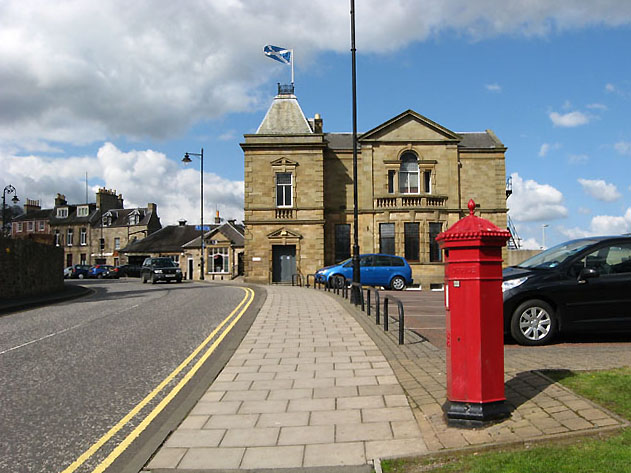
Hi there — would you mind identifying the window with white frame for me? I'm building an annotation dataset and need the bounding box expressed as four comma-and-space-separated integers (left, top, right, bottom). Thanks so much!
114, 237, 120, 250
398, 152, 420, 194
67, 229, 73, 246
39, 221, 45, 231
80, 228, 87, 245
77, 206, 89, 217
275, 172, 293, 207
209, 247, 229, 273
57, 207, 68, 218
54, 230, 61, 246
17, 222, 23, 232
27, 221, 34, 232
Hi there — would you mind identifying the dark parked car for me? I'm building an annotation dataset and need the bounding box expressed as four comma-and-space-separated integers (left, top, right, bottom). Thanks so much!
88, 264, 115, 279
503, 235, 631, 346
315, 254, 413, 290
141, 257, 183, 284
65, 264, 91, 279
117, 264, 142, 277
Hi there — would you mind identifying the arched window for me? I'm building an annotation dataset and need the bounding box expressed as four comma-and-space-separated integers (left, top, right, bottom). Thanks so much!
399, 152, 419, 194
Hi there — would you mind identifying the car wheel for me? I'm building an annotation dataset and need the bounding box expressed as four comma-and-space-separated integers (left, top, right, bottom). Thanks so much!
510, 299, 557, 346
390, 276, 406, 291
78, 274, 84, 279
97, 273, 103, 279
142, 274, 147, 284
329, 274, 345, 288
151, 275, 157, 284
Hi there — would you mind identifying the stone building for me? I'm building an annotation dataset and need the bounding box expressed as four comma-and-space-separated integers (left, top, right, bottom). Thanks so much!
10, 199, 54, 244
242, 86, 509, 288
47, 189, 160, 268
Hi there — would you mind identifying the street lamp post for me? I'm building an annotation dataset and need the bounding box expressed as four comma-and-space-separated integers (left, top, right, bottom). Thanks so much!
183, 149, 205, 280
349, 0, 361, 304
541, 224, 549, 250
2, 185, 19, 237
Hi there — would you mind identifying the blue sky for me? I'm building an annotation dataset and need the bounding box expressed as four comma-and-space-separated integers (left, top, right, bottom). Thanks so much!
1, 1, 630, 248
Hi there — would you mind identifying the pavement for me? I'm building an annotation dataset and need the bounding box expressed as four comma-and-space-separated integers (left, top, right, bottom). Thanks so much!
146, 284, 631, 472
3, 282, 630, 472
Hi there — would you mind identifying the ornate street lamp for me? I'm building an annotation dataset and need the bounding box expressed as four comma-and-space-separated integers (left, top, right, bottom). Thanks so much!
350, 0, 361, 304
2, 185, 19, 237
182, 149, 205, 280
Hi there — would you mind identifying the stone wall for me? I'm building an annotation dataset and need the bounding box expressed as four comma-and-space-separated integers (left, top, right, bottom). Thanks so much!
0, 238, 64, 299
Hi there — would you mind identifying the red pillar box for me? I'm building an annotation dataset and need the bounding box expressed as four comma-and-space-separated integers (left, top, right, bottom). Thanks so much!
436, 199, 511, 427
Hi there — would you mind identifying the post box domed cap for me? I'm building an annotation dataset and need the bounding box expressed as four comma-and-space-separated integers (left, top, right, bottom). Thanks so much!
435, 199, 511, 243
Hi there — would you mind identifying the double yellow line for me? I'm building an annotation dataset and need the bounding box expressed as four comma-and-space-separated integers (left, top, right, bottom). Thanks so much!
61, 287, 255, 473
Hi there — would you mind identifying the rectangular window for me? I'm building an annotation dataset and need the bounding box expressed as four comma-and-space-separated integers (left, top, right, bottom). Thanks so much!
334, 224, 351, 262
39, 221, 45, 231
210, 247, 229, 273
114, 237, 120, 250
54, 230, 60, 246
80, 253, 87, 265
99, 238, 105, 251
379, 223, 395, 255
57, 208, 68, 218
80, 228, 87, 246
67, 229, 73, 246
387, 170, 396, 194
27, 221, 34, 232
429, 222, 443, 262
17, 222, 23, 232
275, 172, 293, 207
424, 171, 432, 193
77, 206, 89, 217
404, 223, 420, 262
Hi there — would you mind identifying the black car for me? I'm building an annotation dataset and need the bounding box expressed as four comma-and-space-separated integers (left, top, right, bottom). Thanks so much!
141, 257, 183, 284
117, 264, 142, 277
503, 235, 631, 346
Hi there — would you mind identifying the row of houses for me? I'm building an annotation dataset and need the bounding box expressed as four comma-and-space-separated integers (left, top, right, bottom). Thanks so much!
10, 189, 244, 280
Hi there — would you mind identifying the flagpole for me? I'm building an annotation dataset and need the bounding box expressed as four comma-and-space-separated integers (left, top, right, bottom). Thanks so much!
291, 49, 294, 85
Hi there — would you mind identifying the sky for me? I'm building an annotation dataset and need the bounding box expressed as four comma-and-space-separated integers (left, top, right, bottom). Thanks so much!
1, 0, 631, 249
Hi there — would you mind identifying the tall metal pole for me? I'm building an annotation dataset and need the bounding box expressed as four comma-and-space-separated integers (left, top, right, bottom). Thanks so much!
350, 0, 361, 304
200, 148, 205, 280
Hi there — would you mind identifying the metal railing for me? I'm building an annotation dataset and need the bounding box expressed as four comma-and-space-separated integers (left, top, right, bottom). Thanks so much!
299, 273, 406, 344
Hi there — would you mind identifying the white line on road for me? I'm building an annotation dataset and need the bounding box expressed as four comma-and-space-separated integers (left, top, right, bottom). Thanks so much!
0, 304, 140, 355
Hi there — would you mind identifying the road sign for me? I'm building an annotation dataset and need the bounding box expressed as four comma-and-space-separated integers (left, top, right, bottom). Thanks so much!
195, 225, 211, 231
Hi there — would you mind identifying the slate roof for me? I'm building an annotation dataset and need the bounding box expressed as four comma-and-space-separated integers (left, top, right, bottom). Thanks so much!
101, 207, 154, 227
256, 94, 313, 134
120, 224, 210, 253
49, 204, 100, 226
182, 222, 245, 249
12, 208, 54, 221
324, 130, 504, 150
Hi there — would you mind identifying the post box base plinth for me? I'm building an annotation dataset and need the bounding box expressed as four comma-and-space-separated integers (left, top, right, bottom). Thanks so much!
443, 400, 510, 428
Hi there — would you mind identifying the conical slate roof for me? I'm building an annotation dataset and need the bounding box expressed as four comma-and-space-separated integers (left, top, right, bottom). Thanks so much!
256, 93, 313, 134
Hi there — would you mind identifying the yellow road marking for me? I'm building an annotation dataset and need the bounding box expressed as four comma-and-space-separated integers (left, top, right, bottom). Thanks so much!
60, 287, 255, 473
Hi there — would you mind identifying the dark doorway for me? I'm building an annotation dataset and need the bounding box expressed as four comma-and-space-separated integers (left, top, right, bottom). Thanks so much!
272, 245, 296, 283
188, 258, 194, 280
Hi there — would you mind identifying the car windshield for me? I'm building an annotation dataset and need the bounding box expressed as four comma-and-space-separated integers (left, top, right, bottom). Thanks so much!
152, 258, 175, 267
516, 239, 600, 269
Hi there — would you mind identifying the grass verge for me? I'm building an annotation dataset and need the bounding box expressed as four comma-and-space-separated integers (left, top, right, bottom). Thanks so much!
382, 366, 631, 473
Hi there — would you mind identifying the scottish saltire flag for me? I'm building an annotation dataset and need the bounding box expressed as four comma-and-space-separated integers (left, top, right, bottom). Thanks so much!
263, 45, 292, 65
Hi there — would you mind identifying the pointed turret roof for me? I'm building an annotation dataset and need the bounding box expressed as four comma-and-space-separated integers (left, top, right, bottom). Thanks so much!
256, 89, 313, 135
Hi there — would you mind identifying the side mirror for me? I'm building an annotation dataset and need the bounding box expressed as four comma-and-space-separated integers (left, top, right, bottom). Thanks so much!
578, 267, 599, 282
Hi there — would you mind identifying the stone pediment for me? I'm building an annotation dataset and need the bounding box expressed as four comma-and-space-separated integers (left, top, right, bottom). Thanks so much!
267, 228, 303, 240
270, 157, 299, 167
360, 110, 460, 143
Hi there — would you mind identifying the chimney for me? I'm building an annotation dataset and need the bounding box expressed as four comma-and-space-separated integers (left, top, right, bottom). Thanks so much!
215, 210, 221, 224
147, 203, 157, 215
178, 219, 187, 226
24, 199, 41, 214
54, 194, 67, 206
227, 219, 236, 226
313, 113, 323, 133
96, 188, 123, 211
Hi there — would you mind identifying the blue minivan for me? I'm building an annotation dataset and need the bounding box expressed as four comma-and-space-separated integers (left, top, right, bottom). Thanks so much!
315, 254, 413, 290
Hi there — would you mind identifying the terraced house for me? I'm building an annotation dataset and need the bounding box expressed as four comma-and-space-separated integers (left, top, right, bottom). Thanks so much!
242, 85, 509, 288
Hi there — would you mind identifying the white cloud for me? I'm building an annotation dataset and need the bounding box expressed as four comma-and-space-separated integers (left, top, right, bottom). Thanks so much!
614, 141, 631, 156
560, 208, 631, 238
485, 83, 501, 92
605, 83, 617, 93
2, 1, 631, 148
568, 154, 589, 164
578, 178, 621, 202
587, 103, 608, 111
549, 110, 590, 127
578, 207, 591, 215
508, 173, 568, 222
0, 144, 244, 225
538, 142, 561, 157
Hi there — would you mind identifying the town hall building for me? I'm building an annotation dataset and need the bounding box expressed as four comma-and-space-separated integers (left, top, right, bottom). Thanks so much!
242, 85, 509, 289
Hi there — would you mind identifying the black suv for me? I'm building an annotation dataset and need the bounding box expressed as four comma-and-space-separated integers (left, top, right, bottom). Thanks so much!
141, 257, 183, 284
